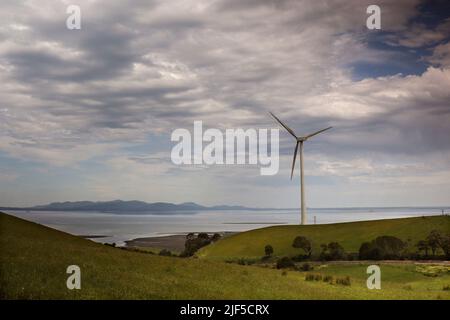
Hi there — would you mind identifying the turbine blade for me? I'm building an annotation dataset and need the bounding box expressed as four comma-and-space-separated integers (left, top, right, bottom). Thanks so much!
305, 126, 332, 139
269, 112, 297, 138
290, 142, 299, 180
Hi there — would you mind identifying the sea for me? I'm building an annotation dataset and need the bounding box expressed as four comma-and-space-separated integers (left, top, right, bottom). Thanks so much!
4, 207, 449, 246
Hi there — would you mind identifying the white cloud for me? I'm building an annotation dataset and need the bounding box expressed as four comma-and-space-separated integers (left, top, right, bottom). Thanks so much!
1, 0, 450, 206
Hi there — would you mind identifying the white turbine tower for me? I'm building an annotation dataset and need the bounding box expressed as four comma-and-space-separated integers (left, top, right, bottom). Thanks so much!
270, 112, 332, 225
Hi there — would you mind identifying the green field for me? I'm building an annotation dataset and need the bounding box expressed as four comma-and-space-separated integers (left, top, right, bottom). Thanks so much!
198, 215, 450, 260
1, 212, 449, 299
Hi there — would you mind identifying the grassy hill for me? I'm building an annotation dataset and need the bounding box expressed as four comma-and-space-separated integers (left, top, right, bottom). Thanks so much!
198, 216, 450, 260
1, 212, 449, 299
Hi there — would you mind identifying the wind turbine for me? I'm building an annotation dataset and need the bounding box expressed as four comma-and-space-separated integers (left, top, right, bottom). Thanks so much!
269, 112, 332, 225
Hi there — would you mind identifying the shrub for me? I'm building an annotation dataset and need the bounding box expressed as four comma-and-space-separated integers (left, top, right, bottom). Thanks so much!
359, 236, 406, 260
237, 258, 258, 265
104, 242, 117, 248
320, 242, 346, 260
373, 236, 406, 259
336, 276, 351, 286
292, 236, 312, 257
359, 242, 383, 260
182, 234, 212, 257
314, 274, 323, 281
186, 233, 195, 240
347, 253, 358, 261
211, 233, 221, 242
416, 240, 430, 257
261, 255, 271, 262
276, 257, 295, 269
298, 263, 313, 271
264, 244, 274, 257
441, 235, 450, 259
197, 232, 210, 240
159, 249, 172, 256
291, 254, 309, 262
305, 274, 315, 281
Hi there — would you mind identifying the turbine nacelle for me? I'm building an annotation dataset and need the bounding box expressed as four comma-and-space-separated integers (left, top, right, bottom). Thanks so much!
269, 112, 331, 145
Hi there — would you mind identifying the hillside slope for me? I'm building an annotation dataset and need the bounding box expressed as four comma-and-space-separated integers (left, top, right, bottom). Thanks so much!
1, 212, 449, 299
198, 215, 450, 260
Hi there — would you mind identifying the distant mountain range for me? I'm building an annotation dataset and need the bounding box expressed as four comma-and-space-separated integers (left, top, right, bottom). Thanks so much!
0, 200, 266, 213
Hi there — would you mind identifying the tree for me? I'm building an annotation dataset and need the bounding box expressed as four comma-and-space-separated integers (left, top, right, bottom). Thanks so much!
426, 230, 442, 256
182, 234, 211, 257
159, 249, 172, 256
186, 233, 195, 240
440, 235, 450, 259
327, 242, 345, 260
198, 232, 210, 240
416, 240, 430, 257
211, 233, 221, 242
359, 236, 406, 260
320, 242, 345, 260
359, 242, 372, 260
264, 244, 274, 257
292, 236, 312, 257
372, 236, 406, 259
276, 257, 295, 269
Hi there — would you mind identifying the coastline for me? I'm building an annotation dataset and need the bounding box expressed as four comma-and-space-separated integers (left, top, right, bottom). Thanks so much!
125, 231, 237, 252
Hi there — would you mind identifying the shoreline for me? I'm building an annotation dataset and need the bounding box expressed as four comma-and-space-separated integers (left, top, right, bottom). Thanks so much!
125, 231, 237, 252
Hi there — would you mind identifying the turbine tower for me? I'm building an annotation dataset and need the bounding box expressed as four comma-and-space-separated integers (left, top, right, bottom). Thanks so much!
270, 112, 332, 225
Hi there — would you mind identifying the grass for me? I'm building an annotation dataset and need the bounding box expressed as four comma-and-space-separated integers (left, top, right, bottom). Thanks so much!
198, 215, 450, 260
1, 212, 449, 299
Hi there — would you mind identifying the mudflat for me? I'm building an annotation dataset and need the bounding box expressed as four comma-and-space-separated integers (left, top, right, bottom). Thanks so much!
125, 232, 236, 252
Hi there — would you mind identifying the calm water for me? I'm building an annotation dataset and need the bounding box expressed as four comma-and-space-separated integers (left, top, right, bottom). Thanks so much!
5, 207, 448, 246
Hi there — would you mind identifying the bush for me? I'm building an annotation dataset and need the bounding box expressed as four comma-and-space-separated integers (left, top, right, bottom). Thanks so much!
305, 274, 315, 281
291, 254, 309, 262
197, 232, 210, 240
186, 233, 195, 240
359, 242, 383, 260
416, 240, 430, 257
298, 263, 313, 271
261, 255, 272, 262
320, 242, 346, 260
104, 242, 117, 248
347, 253, 358, 261
292, 236, 312, 257
336, 276, 351, 286
182, 234, 211, 257
264, 244, 274, 257
159, 249, 172, 256
359, 236, 406, 260
440, 234, 450, 259
276, 257, 295, 269
211, 233, 221, 242
373, 236, 406, 259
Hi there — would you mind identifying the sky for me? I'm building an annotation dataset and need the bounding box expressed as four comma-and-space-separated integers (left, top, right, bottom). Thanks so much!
0, 0, 450, 208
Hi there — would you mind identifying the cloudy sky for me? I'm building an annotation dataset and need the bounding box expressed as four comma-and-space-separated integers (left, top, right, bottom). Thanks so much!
1, 0, 450, 208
